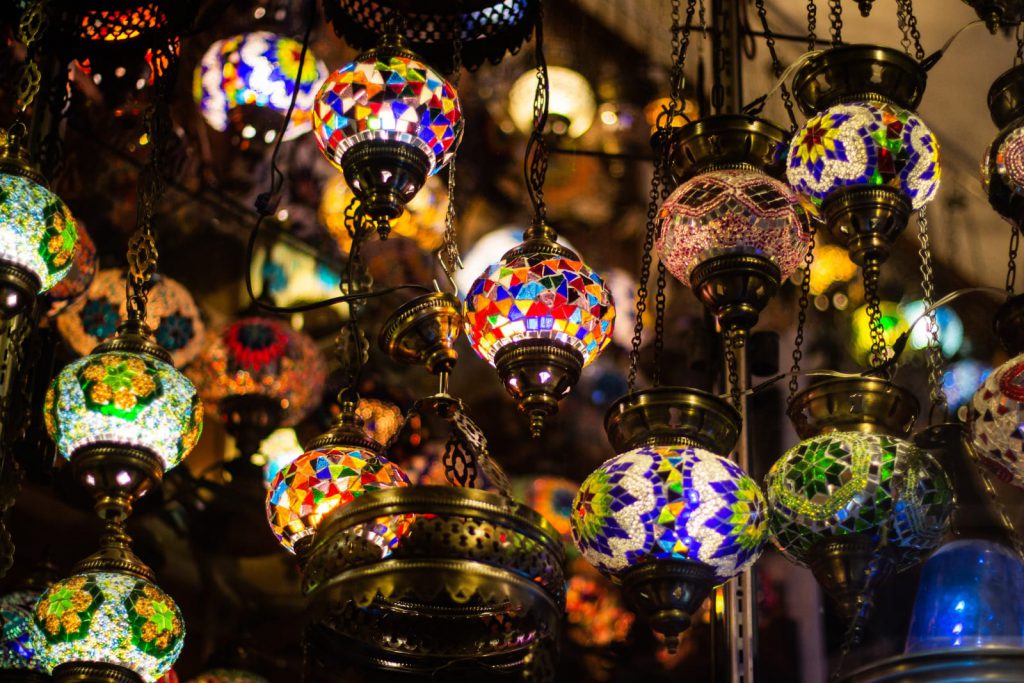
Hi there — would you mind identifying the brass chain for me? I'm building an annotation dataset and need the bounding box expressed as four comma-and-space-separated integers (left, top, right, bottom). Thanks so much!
896, 0, 911, 56
828, 0, 843, 46
863, 254, 887, 370
523, 1, 550, 223
917, 207, 947, 418
754, 0, 798, 131
788, 222, 817, 403
1017, 21, 1024, 65
807, 0, 818, 50
12, 0, 48, 115
628, 156, 662, 390
724, 329, 741, 408
904, 0, 926, 61
1007, 224, 1019, 294
439, 35, 463, 289
653, 260, 668, 386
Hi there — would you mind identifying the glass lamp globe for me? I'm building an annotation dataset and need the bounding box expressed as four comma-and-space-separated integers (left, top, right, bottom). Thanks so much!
787, 101, 941, 212
266, 444, 411, 555
571, 445, 768, 582
256, 427, 304, 488
0, 165, 79, 316
455, 227, 577, 294
766, 432, 953, 570
57, 269, 205, 368
187, 671, 268, 683
45, 347, 204, 474
906, 539, 1024, 652
657, 167, 810, 289
31, 570, 184, 682
45, 222, 97, 318
319, 174, 448, 254
464, 233, 614, 434
508, 65, 596, 139
194, 31, 327, 142
0, 589, 45, 674
968, 353, 1024, 488
187, 316, 326, 454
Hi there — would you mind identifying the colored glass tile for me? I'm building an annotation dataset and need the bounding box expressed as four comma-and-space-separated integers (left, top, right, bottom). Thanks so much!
968, 353, 1024, 488
0, 173, 79, 292
45, 224, 97, 317
0, 589, 45, 672
985, 126, 1024, 197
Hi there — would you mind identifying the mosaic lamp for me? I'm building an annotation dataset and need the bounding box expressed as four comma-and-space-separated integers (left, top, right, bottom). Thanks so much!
766, 378, 953, 618
0, 133, 79, 317
187, 316, 326, 458
660, 115, 809, 336
968, 294, 1024, 489
44, 222, 97, 318
787, 45, 940, 267
194, 31, 327, 144
571, 387, 768, 651
266, 400, 411, 556
983, 63, 1024, 226
45, 318, 204, 521
514, 475, 578, 550
0, 589, 48, 679
464, 221, 615, 436
312, 32, 463, 224
57, 269, 205, 368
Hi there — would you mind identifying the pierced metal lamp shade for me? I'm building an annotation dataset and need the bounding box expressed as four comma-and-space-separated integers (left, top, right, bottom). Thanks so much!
194, 31, 328, 142
31, 571, 184, 683
57, 269, 205, 368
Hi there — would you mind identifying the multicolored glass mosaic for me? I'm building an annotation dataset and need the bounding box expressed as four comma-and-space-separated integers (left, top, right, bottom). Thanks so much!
248, 240, 342, 310
515, 475, 578, 542
187, 317, 326, 428
320, 173, 448, 253
32, 571, 184, 682
464, 250, 615, 366
312, 51, 463, 175
194, 31, 327, 141
657, 168, 810, 287
787, 101, 941, 210
571, 445, 768, 581
45, 223, 97, 317
187, 670, 269, 683
45, 350, 204, 471
266, 446, 411, 553
0, 173, 78, 292
57, 269, 205, 368
77, 4, 168, 42
968, 353, 1024, 489
565, 570, 634, 648
0, 589, 44, 671
765, 432, 953, 569
984, 127, 1024, 197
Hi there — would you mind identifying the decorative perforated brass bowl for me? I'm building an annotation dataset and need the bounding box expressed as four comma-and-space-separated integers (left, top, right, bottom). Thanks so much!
302, 485, 565, 674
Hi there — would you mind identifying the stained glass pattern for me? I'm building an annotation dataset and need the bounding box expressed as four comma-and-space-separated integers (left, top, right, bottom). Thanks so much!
658, 168, 810, 287
968, 354, 1024, 488
465, 251, 615, 366
787, 101, 941, 210
766, 432, 953, 568
77, 5, 167, 42
46, 351, 204, 471
187, 317, 326, 428
313, 52, 463, 175
57, 269, 205, 368
0, 173, 78, 292
32, 572, 183, 682
266, 446, 411, 553
571, 446, 768, 581
46, 224, 97, 317
985, 127, 1024, 197
0, 589, 44, 671
194, 31, 327, 141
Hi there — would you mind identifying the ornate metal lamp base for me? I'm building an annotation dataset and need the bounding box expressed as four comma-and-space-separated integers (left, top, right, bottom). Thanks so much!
690, 253, 781, 338
805, 534, 896, 620
218, 393, 284, 458
341, 140, 432, 223
842, 647, 1024, 682
787, 377, 919, 440
604, 386, 741, 454
620, 560, 717, 653
379, 291, 463, 374
70, 444, 165, 521
820, 185, 912, 266
0, 261, 39, 320
52, 662, 143, 683
792, 44, 927, 114
665, 114, 790, 183
493, 339, 583, 438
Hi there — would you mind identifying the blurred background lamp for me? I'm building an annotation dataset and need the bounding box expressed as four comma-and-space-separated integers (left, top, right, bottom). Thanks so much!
509, 65, 596, 139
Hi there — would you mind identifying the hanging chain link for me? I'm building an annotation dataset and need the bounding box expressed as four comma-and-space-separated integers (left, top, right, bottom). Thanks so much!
895, 0, 911, 56
788, 222, 817, 403
1017, 21, 1024, 65
754, 0, 798, 131
828, 0, 843, 46
11, 0, 48, 115
895, 0, 926, 60
439, 35, 463, 291
863, 255, 887, 370
1007, 224, 1019, 294
916, 207, 947, 419
724, 329, 741, 408
807, 0, 818, 51
653, 260, 668, 386
523, 1, 550, 224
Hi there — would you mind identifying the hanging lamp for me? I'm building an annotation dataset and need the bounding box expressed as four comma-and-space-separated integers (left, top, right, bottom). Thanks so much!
571, 387, 768, 651
983, 62, 1024, 226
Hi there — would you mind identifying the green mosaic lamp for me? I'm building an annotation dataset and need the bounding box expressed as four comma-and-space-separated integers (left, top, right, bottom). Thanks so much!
766, 378, 953, 618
